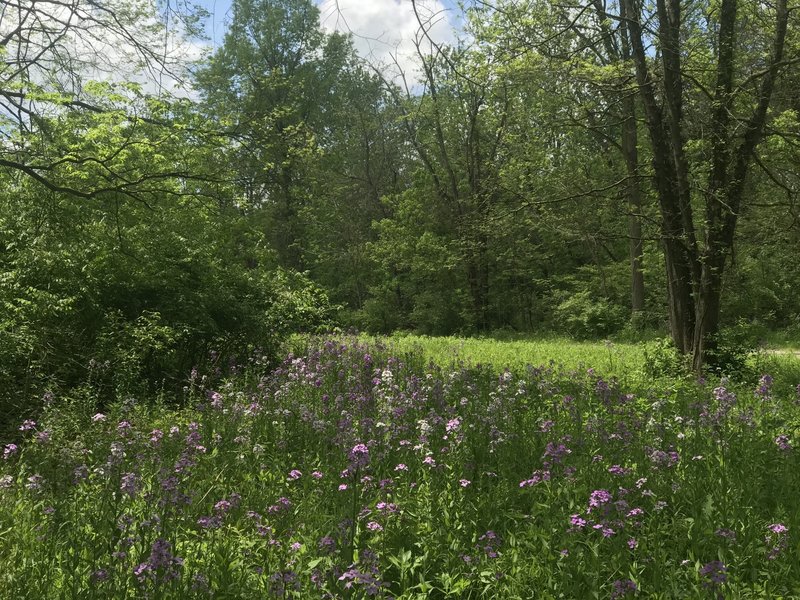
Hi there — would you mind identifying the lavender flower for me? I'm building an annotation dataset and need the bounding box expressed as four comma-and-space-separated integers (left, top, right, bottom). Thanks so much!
611, 579, 638, 598
699, 561, 727, 587
120, 472, 138, 498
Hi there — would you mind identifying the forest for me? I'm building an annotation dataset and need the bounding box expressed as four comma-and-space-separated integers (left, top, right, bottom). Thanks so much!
2, 0, 800, 597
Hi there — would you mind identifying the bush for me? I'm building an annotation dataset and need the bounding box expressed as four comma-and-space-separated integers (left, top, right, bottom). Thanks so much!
706, 320, 766, 379
642, 337, 687, 379
554, 291, 627, 339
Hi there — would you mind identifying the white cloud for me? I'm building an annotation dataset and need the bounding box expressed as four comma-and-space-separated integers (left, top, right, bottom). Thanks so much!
318, 0, 458, 85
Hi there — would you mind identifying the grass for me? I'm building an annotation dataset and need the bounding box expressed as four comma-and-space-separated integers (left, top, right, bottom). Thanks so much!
368, 333, 646, 379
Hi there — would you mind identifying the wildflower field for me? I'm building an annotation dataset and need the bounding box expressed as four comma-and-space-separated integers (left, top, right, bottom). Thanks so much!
2, 338, 800, 598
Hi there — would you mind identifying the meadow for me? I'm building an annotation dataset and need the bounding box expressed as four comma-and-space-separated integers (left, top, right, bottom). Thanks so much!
2, 336, 800, 598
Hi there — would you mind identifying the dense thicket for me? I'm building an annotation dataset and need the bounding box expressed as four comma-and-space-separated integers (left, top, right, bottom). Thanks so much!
2, 0, 800, 426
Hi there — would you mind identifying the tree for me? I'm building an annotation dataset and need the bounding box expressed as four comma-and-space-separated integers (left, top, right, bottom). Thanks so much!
0, 0, 210, 200
195, 0, 357, 270
619, 0, 795, 367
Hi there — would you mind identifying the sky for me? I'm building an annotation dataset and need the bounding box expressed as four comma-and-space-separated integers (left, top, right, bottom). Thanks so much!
195, 0, 465, 80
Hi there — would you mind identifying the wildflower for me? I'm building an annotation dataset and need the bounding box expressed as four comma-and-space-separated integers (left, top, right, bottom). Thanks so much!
0, 475, 13, 488
715, 528, 736, 541
287, 469, 302, 481
290, 541, 302, 551
519, 470, 550, 488
319, 536, 336, 554
394, 463, 408, 472
588, 489, 612, 510
25, 474, 44, 491
19, 419, 37, 432
191, 573, 210, 594
611, 579, 638, 598
366, 521, 383, 532
3, 444, 18, 460
90, 569, 109, 583
775, 434, 792, 453
267, 497, 292, 513
755, 374, 773, 398
699, 561, 727, 587
766, 523, 789, 559
459, 479, 471, 487
569, 514, 587, 529
134, 539, 183, 583
311, 470, 323, 479
338, 484, 348, 491
348, 443, 370, 469
422, 455, 436, 467
627, 537, 637, 549
769, 523, 788, 534
120, 473, 138, 498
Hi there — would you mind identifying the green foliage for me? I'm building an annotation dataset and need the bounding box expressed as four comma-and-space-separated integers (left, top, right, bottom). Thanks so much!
642, 338, 688, 379
554, 290, 627, 339
706, 320, 767, 379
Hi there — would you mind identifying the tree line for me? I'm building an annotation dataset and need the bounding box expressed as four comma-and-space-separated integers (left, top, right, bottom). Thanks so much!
1, 0, 799, 424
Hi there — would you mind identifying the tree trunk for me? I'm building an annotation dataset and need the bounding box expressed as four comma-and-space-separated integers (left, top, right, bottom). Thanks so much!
621, 92, 645, 316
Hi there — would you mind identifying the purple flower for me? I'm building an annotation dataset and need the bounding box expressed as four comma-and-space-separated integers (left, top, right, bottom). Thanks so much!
3, 444, 18, 460
445, 417, 461, 434
92, 413, 107, 423
72, 465, 89, 484
588, 489, 612, 510
90, 569, 109, 583
348, 443, 370, 469
19, 419, 37, 432
775, 434, 792, 453
715, 528, 737, 541
134, 539, 184, 583
208, 391, 223, 409
366, 521, 383, 532
569, 514, 587, 529
699, 561, 727, 586
267, 497, 292, 513
769, 523, 788, 535
318, 536, 336, 554
756, 374, 773, 398
519, 470, 550, 488
611, 579, 638, 598
25, 474, 44, 491
120, 473, 138, 498
287, 469, 302, 481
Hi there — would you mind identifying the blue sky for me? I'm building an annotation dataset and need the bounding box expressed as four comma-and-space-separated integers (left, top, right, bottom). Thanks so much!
194, 0, 465, 77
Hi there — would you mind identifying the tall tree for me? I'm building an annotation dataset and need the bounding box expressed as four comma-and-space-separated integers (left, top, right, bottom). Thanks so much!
619, 0, 795, 367
195, 0, 355, 270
